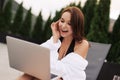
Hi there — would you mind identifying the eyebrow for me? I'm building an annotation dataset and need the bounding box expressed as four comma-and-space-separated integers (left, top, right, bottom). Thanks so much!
61, 18, 71, 23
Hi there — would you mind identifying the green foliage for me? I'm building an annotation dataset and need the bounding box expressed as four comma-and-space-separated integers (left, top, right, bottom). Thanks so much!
43, 14, 52, 42
106, 15, 120, 63
87, 0, 111, 43
11, 2, 23, 35
98, 0, 111, 33
19, 8, 32, 38
0, 0, 5, 12
0, 11, 5, 33
69, 2, 76, 7
110, 15, 120, 44
32, 11, 44, 43
0, 0, 120, 64
3, 0, 13, 25
0, 0, 12, 33
82, 0, 97, 35
76, 1, 82, 9
67, 1, 81, 9
107, 41, 120, 63
52, 9, 63, 22
87, 5, 106, 43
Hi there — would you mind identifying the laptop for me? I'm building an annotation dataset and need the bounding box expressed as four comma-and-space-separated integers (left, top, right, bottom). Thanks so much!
6, 36, 57, 80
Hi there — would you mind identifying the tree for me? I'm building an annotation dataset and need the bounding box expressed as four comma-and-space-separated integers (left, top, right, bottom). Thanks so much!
68, 2, 76, 7
0, 10, 5, 33
0, 0, 5, 33
43, 14, 52, 42
11, 2, 23, 35
19, 8, 32, 38
106, 15, 120, 63
98, 0, 111, 33
87, 0, 111, 43
110, 15, 120, 44
3, 0, 13, 33
52, 9, 62, 22
32, 11, 44, 44
76, 1, 82, 9
82, 0, 97, 35
0, 0, 5, 11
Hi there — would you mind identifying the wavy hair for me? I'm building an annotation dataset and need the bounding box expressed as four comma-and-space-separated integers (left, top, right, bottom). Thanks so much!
61, 6, 85, 42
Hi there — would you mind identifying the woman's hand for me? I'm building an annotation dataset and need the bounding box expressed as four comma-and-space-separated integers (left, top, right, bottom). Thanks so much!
51, 20, 60, 43
57, 78, 63, 80
17, 74, 41, 80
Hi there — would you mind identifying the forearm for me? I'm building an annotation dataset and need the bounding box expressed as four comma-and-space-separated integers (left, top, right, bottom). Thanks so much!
52, 35, 60, 43
40, 36, 61, 51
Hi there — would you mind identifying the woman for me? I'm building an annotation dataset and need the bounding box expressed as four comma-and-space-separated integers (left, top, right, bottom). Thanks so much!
18, 6, 89, 80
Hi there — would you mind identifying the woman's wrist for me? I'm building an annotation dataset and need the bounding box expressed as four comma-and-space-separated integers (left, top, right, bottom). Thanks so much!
53, 35, 59, 43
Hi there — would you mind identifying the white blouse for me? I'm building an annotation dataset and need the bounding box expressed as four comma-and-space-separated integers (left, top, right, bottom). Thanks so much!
40, 37, 88, 80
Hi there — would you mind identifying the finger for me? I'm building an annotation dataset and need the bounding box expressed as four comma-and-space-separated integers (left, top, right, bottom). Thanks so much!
55, 20, 59, 25
51, 22, 55, 28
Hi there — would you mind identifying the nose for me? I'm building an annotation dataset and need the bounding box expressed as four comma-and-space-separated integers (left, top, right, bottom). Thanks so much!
62, 23, 67, 28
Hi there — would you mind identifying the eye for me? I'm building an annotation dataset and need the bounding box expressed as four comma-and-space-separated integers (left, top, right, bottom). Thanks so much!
60, 18, 65, 23
68, 22, 71, 25
60, 19, 64, 23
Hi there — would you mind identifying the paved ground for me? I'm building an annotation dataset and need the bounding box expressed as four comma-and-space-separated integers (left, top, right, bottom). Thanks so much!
0, 43, 23, 80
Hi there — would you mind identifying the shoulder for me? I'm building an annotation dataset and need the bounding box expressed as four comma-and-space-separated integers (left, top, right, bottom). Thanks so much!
74, 39, 89, 59
79, 39, 89, 47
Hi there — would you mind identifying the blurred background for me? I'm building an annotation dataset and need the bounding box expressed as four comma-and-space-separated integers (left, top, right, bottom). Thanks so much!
0, 0, 120, 63
0, 0, 120, 80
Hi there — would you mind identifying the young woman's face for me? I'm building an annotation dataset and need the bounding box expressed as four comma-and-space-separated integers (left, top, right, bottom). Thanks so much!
58, 12, 73, 38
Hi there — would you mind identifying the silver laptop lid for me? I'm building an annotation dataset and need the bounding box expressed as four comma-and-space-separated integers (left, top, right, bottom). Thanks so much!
6, 36, 50, 80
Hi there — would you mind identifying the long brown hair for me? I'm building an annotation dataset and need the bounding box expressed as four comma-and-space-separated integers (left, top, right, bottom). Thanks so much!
61, 6, 85, 42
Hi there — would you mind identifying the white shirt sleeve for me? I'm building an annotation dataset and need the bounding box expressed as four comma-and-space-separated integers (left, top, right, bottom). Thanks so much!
51, 53, 88, 80
40, 36, 61, 51
40, 37, 88, 80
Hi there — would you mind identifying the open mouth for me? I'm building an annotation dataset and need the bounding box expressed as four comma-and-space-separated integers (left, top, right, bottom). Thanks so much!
62, 30, 68, 32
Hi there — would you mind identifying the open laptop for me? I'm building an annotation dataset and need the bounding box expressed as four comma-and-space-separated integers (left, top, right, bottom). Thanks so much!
6, 36, 57, 80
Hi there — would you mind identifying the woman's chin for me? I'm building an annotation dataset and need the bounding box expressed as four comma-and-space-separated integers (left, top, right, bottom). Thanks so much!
60, 32, 67, 37
60, 33, 65, 37
60, 34, 68, 38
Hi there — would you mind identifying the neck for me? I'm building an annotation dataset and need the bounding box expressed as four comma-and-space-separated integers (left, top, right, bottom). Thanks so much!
62, 36, 73, 43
